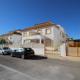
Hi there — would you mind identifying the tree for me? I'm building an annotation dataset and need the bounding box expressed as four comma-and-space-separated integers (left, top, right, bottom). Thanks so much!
0, 39, 7, 44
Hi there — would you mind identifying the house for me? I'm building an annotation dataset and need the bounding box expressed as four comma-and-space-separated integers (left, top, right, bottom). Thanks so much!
8, 31, 22, 48
0, 32, 12, 48
22, 21, 68, 57
0, 30, 22, 48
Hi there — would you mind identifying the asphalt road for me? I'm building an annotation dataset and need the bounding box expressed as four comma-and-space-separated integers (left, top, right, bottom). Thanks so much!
0, 55, 80, 80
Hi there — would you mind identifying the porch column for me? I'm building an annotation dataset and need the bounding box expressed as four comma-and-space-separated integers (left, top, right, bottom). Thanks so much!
60, 43, 66, 57
40, 38, 42, 44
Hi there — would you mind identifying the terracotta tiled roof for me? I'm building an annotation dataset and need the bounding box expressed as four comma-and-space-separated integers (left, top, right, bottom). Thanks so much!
0, 21, 61, 37
22, 21, 59, 31
0, 30, 22, 37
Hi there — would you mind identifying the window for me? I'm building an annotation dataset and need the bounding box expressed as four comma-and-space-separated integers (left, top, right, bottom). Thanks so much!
41, 40, 44, 44
9, 36, 12, 40
23, 32, 25, 37
27, 32, 30, 36
37, 29, 42, 33
24, 40, 26, 43
60, 32, 65, 38
23, 32, 28, 37
31, 39, 39, 43
45, 28, 51, 34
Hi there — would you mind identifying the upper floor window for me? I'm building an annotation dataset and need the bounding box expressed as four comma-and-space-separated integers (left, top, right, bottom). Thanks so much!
9, 36, 12, 40
23, 32, 27, 37
24, 32, 26, 37
26, 32, 28, 36
60, 32, 65, 38
45, 28, 51, 34
37, 29, 42, 33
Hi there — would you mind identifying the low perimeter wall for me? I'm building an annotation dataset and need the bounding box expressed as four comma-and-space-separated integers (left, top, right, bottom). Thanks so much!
23, 43, 45, 56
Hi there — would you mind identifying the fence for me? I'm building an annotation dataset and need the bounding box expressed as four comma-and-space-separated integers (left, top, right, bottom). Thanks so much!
67, 40, 80, 57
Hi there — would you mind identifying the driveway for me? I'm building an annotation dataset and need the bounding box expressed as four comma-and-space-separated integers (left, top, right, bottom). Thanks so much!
0, 55, 80, 80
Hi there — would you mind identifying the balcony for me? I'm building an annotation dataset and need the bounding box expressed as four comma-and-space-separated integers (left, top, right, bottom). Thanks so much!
29, 32, 41, 36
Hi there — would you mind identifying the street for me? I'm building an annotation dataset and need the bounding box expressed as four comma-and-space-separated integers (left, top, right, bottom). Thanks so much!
0, 55, 80, 80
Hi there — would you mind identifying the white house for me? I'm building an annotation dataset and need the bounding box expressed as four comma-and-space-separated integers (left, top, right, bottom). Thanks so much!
8, 30, 22, 48
22, 21, 68, 57
0, 30, 22, 48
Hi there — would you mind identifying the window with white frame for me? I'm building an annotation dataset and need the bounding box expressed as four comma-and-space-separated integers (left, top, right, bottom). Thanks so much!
37, 29, 42, 33
45, 28, 51, 34
60, 32, 65, 38
27, 32, 30, 36
23, 32, 28, 37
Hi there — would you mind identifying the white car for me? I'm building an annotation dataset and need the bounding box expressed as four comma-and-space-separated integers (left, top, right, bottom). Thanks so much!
11, 48, 24, 52
0, 48, 4, 55
2, 47, 12, 55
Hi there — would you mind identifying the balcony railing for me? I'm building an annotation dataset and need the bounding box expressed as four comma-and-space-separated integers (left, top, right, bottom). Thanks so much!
29, 32, 41, 36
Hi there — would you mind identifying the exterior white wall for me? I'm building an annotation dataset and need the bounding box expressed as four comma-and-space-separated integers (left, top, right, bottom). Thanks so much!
53, 26, 66, 50
22, 25, 67, 56
23, 43, 44, 56
8, 34, 22, 47
53, 27, 61, 49
9, 35, 22, 43
32, 48, 44, 56
60, 43, 66, 57
41, 27, 54, 39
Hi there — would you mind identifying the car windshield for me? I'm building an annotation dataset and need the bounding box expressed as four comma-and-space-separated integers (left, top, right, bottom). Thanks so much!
24, 48, 32, 51
3, 47, 9, 50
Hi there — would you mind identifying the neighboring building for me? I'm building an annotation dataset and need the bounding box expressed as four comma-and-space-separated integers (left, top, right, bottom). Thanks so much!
8, 31, 22, 48
0, 33, 11, 48
22, 21, 68, 57
0, 30, 22, 48
0, 34, 10, 43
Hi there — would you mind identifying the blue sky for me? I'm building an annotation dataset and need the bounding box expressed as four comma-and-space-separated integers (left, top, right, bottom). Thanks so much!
0, 0, 80, 39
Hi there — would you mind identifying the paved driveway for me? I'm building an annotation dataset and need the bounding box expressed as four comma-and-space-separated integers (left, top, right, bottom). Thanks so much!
0, 55, 80, 80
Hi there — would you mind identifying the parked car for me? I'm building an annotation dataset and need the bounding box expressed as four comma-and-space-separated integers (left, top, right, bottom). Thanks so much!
0, 48, 4, 55
2, 47, 12, 55
10, 48, 34, 59
10, 48, 24, 57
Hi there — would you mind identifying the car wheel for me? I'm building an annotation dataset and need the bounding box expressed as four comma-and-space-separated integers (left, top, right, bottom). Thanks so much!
21, 55, 25, 59
2, 52, 4, 55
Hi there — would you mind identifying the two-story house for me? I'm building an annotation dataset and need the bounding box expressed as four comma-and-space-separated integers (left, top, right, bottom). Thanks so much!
8, 30, 22, 48
0, 30, 22, 48
22, 21, 67, 57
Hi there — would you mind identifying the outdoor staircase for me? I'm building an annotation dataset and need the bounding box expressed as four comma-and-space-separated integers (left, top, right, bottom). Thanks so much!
45, 47, 60, 58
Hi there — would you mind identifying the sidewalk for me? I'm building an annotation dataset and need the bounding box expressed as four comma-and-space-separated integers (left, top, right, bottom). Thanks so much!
47, 55, 80, 62
64, 56, 80, 62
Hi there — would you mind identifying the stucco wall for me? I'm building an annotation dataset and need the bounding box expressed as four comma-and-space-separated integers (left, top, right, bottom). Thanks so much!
22, 25, 67, 56
53, 26, 66, 49
8, 34, 22, 47
60, 43, 66, 57
23, 43, 44, 56
32, 47, 44, 56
